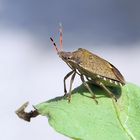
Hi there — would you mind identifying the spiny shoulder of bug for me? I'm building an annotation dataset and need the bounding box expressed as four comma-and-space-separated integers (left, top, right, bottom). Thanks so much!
58, 47, 103, 68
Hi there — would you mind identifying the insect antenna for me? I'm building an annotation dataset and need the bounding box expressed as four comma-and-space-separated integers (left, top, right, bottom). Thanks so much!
50, 37, 59, 53
59, 23, 63, 51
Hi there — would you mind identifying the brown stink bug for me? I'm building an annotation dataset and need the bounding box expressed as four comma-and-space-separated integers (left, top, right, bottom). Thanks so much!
50, 26, 125, 104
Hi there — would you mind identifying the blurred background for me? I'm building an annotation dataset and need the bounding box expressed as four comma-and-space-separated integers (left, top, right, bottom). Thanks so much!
0, 0, 140, 140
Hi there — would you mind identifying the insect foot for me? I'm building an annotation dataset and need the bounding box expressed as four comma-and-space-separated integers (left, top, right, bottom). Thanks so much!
91, 96, 98, 104
63, 91, 67, 97
67, 94, 71, 103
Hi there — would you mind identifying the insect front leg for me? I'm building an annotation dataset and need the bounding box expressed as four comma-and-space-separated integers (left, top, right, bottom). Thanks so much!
63, 70, 75, 96
96, 81, 117, 102
67, 71, 76, 102
80, 75, 98, 104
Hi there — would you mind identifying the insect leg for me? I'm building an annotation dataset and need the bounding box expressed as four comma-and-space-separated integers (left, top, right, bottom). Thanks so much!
63, 70, 74, 96
67, 71, 76, 102
98, 82, 117, 102
80, 75, 98, 104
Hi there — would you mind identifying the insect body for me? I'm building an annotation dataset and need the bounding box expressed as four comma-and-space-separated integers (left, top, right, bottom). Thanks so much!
50, 27, 125, 104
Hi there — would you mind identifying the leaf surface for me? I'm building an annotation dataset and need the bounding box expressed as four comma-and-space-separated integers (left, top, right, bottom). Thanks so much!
35, 83, 140, 140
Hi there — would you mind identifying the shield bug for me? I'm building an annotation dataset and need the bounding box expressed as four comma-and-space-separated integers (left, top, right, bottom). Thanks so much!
50, 26, 125, 104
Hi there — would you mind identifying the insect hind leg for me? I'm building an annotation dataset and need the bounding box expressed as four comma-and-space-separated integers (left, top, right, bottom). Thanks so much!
96, 81, 117, 102
80, 75, 98, 104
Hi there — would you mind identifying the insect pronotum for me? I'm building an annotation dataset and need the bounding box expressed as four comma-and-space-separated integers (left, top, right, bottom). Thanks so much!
50, 26, 125, 104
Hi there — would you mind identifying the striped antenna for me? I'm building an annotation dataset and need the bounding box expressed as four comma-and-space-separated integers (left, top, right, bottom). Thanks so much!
59, 23, 63, 51
50, 37, 59, 53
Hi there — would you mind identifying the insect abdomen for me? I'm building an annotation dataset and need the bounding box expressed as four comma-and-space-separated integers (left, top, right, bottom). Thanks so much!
88, 75, 123, 87
76, 64, 124, 87
73, 48, 125, 85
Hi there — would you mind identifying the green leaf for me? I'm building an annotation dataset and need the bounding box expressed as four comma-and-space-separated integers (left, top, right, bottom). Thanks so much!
35, 83, 140, 140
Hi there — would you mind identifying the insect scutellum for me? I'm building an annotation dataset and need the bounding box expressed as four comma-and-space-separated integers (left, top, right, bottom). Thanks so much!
50, 26, 125, 104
